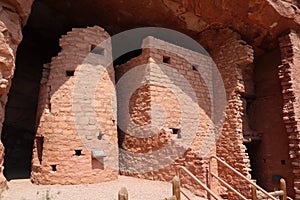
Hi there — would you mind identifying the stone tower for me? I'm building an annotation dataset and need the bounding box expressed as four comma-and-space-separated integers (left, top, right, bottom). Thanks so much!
31, 26, 118, 184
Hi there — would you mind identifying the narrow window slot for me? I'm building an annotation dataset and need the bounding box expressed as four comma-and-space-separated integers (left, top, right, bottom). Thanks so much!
66, 70, 75, 77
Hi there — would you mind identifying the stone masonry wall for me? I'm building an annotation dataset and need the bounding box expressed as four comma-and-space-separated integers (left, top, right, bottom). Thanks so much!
253, 48, 294, 197
0, 0, 300, 195
211, 37, 254, 198
117, 37, 219, 197
31, 26, 118, 184
278, 30, 300, 199
0, 0, 34, 190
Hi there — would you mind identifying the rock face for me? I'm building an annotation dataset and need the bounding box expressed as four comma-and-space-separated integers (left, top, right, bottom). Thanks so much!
0, 0, 300, 199
163, 0, 300, 53
0, 0, 34, 190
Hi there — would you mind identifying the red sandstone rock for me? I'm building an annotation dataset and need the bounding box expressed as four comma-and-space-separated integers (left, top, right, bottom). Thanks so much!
0, 0, 299, 199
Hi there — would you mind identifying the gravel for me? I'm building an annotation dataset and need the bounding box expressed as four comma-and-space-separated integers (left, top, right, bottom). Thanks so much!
1, 176, 206, 200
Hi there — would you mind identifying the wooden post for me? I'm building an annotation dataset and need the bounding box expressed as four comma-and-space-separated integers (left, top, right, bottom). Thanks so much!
251, 185, 257, 200
207, 164, 212, 200
172, 176, 180, 200
280, 178, 287, 200
118, 187, 128, 200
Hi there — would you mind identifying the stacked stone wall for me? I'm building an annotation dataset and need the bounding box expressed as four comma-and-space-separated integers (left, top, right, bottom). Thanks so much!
211, 38, 254, 198
31, 26, 118, 184
278, 30, 300, 199
117, 37, 218, 197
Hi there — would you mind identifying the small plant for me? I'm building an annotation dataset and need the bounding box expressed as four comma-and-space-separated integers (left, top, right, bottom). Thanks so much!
45, 190, 51, 200
36, 189, 55, 200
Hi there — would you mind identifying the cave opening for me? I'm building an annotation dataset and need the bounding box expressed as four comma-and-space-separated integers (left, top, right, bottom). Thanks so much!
2, 0, 280, 188
1, 11, 60, 180
0, 0, 196, 181
0, 0, 298, 198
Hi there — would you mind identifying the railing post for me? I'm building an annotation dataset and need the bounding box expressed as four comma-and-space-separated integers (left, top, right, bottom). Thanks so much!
207, 166, 211, 200
280, 178, 287, 200
172, 176, 181, 200
251, 185, 257, 200
118, 187, 128, 200
208, 158, 212, 188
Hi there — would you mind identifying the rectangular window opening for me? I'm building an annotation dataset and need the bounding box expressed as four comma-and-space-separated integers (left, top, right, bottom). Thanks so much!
163, 56, 171, 64
171, 128, 181, 139
92, 157, 104, 170
192, 65, 198, 71
48, 103, 51, 112
50, 164, 57, 172
272, 174, 283, 181
90, 44, 105, 55
66, 70, 75, 77
74, 149, 82, 156
98, 132, 104, 140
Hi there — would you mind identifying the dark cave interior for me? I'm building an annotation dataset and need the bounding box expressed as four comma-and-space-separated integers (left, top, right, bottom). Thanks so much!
0, 0, 192, 180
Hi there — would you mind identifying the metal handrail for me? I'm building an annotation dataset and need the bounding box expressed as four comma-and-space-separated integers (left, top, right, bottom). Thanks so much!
177, 166, 223, 200
209, 155, 277, 200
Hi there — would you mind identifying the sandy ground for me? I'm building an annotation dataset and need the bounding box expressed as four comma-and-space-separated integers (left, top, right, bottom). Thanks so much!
0, 176, 206, 200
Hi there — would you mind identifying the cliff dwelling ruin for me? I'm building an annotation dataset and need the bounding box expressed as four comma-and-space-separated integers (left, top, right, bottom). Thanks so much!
0, 0, 300, 199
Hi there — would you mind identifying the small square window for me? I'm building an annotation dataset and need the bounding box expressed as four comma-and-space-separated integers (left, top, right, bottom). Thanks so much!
74, 149, 82, 156
171, 128, 181, 139
50, 164, 57, 172
192, 65, 198, 71
163, 56, 171, 64
90, 44, 105, 55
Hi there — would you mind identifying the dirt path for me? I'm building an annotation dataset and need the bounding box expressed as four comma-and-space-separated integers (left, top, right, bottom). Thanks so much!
1, 176, 206, 200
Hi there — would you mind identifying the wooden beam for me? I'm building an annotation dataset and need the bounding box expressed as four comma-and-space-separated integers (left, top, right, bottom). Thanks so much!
243, 136, 262, 143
